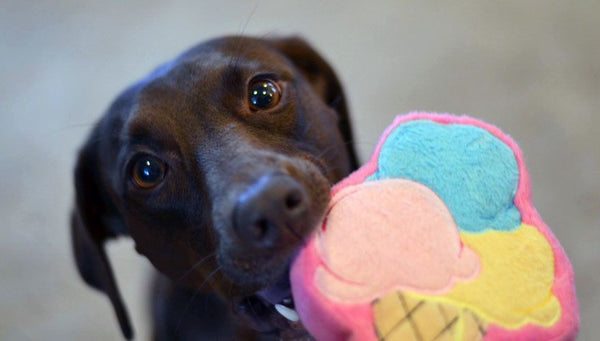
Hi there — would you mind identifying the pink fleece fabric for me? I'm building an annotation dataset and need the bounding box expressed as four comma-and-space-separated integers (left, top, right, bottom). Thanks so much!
290, 112, 579, 341
314, 179, 480, 301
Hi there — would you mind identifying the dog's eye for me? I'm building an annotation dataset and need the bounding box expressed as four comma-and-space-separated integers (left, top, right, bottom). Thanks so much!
248, 79, 281, 110
131, 155, 166, 189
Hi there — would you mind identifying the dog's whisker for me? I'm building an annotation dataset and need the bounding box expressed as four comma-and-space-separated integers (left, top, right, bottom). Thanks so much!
300, 116, 317, 137
174, 265, 222, 336
175, 252, 217, 285
285, 224, 304, 241
237, 1, 259, 38
258, 31, 278, 41
315, 144, 340, 160
229, 8, 258, 76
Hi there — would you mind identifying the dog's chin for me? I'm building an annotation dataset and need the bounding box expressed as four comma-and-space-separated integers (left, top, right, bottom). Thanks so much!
220, 254, 312, 340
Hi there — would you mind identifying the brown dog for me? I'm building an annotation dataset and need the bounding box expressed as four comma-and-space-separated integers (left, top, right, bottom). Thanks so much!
71, 36, 358, 340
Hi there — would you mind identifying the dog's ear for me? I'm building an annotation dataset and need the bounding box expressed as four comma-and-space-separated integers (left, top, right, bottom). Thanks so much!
71, 135, 133, 339
268, 36, 359, 169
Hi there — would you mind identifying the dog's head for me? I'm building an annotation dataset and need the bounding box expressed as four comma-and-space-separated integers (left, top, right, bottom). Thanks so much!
71, 36, 357, 338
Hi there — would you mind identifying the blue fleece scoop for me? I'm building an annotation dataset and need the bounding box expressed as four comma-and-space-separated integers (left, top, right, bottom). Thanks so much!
367, 120, 521, 232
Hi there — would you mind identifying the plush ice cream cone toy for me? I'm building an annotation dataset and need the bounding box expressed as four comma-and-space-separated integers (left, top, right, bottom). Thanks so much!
290, 113, 579, 341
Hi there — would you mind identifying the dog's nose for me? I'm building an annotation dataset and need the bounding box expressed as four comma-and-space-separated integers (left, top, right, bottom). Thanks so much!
233, 174, 309, 249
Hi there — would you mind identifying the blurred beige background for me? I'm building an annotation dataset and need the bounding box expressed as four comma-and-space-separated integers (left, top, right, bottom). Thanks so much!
1, 1, 598, 340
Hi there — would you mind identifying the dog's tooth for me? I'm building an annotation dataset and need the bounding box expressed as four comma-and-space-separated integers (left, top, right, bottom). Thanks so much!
274, 303, 300, 322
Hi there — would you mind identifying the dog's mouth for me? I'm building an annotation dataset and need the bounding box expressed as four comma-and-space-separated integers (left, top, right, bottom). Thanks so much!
256, 266, 298, 321
220, 169, 329, 339
233, 264, 312, 340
